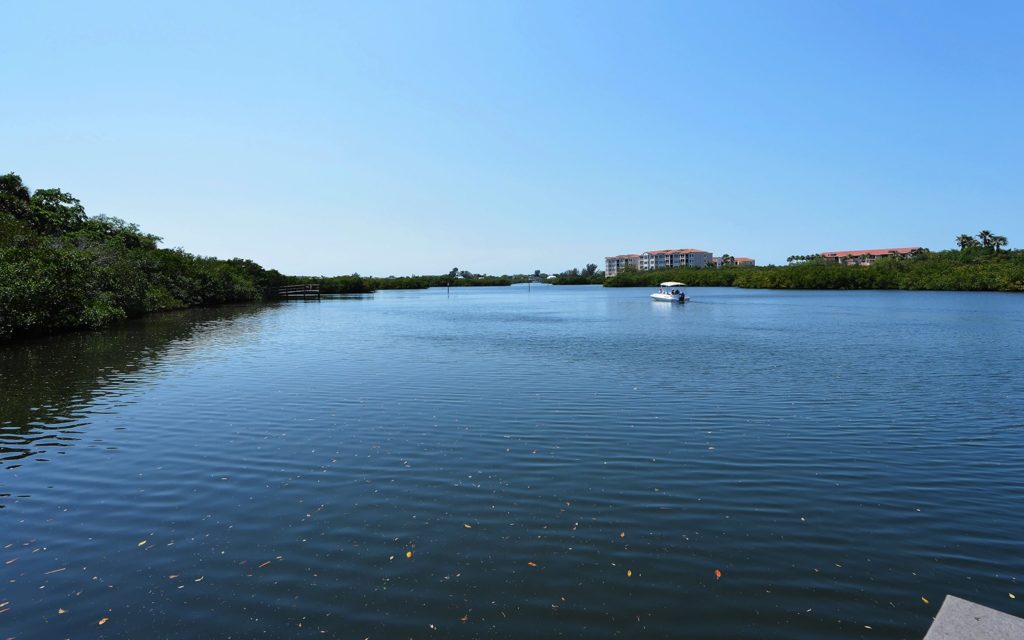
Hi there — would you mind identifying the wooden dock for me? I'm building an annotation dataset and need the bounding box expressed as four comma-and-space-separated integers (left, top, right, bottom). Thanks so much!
276, 284, 320, 300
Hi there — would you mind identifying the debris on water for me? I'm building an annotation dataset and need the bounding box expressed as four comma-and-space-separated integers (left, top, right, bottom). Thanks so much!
98, 617, 109, 625
405, 551, 413, 559
921, 597, 929, 604
714, 569, 722, 580
527, 562, 537, 567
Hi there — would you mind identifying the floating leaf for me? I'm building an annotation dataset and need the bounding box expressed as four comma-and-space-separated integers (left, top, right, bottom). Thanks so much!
137, 540, 147, 547
98, 617, 109, 625
1009, 593, 1016, 599
921, 597, 929, 604
714, 569, 722, 580
527, 562, 537, 567
58, 608, 66, 614
626, 569, 633, 577
619, 532, 625, 538
463, 524, 472, 529
405, 551, 413, 559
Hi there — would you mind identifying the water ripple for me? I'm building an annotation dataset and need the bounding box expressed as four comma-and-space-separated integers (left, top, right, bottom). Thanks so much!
1, 288, 1022, 638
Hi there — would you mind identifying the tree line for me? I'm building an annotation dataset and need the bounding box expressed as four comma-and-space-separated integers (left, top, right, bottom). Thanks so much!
297, 269, 524, 294
550, 262, 604, 285
0, 173, 295, 339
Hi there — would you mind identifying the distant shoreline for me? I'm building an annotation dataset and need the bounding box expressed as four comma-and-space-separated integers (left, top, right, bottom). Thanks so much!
600, 252, 1024, 292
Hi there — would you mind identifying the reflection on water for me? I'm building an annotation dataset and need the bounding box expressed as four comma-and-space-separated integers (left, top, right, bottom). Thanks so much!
0, 305, 264, 469
0, 287, 1022, 639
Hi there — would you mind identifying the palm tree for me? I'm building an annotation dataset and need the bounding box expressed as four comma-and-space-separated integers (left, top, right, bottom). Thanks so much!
977, 230, 994, 248
992, 235, 1008, 252
956, 234, 980, 250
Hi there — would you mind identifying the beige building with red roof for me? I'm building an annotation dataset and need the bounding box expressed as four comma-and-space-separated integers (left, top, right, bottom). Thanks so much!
821, 247, 920, 266
604, 254, 641, 277
638, 249, 713, 270
606, 248, 751, 276
713, 256, 756, 267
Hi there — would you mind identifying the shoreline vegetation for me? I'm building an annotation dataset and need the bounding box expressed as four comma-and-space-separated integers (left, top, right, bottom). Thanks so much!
603, 243, 1023, 292
2, 172, 1020, 340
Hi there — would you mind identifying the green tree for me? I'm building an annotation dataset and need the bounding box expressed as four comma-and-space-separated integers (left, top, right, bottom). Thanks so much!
957, 234, 980, 250
28, 188, 88, 234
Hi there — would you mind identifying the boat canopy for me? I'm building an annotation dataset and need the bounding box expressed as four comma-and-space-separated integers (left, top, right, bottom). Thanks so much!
660, 281, 686, 287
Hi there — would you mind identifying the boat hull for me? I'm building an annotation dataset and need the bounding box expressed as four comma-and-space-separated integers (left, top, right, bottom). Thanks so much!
650, 293, 687, 303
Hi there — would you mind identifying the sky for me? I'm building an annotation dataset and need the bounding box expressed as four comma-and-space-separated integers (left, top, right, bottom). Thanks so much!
2, 1, 1021, 275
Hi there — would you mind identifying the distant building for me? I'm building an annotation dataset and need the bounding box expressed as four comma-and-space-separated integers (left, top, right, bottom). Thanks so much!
606, 248, 714, 276
638, 249, 713, 271
604, 254, 640, 277
820, 247, 920, 266
713, 256, 756, 268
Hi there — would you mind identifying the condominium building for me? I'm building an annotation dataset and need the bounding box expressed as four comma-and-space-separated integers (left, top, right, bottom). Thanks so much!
820, 247, 920, 266
604, 254, 640, 277
638, 249, 713, 270
606, 248, 714, 276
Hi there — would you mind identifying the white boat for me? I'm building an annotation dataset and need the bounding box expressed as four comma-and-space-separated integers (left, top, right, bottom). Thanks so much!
650, 281, 688, 303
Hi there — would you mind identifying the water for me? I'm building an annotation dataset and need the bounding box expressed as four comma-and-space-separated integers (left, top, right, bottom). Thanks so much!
1, 286, 1022, 639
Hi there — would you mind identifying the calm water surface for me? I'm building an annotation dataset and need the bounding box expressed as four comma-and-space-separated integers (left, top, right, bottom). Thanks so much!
1, 286, 1022, 639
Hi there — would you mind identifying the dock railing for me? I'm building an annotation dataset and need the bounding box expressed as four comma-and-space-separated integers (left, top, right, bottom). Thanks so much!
275, 284, 321, 300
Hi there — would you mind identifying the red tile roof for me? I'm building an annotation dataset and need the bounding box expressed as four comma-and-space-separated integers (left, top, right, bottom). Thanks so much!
821, 247, 920, 258
643, 248, 710, 255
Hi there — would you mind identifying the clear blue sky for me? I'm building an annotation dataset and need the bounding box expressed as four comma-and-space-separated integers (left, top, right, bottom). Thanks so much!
3, 1, 1021, 274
